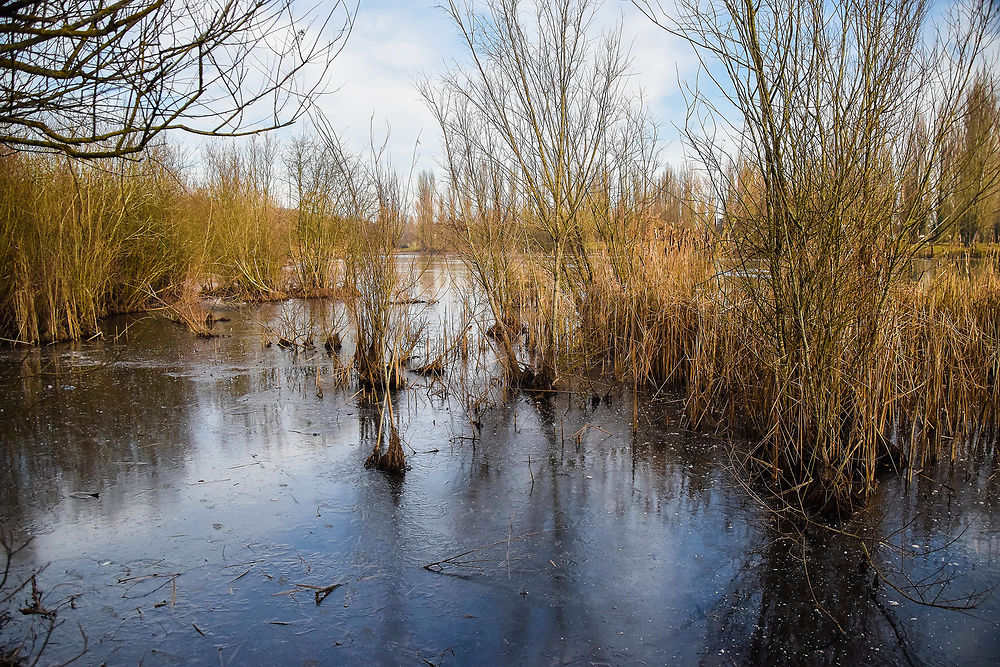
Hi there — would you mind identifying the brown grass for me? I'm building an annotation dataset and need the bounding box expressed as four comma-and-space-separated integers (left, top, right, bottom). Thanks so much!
558, 237, 1000, 511
0, 150, 188, 343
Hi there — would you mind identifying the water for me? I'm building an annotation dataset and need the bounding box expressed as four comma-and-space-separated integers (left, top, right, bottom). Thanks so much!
1, 274, 998, 664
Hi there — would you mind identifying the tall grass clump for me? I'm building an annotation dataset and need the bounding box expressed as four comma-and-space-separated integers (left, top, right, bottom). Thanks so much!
0, 150, 189, 343
307, 124, 423, 473
566, 139, 701, 392
896, 262, 1000, 462
344, 181, 413, 396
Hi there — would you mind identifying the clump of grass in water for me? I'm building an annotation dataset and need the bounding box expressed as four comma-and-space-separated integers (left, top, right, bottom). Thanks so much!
446, 223, 998, 513
582, 240, 1000, 514
310, 124, 425, 473
363, 393, 407, 474
157, 280, 216, 338
341, 172, 418, 394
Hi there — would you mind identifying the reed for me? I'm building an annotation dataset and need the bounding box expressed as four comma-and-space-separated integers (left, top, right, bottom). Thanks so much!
0, 137, 334, 344
571, 238, 1000, 511
459, 190, 997, 511
329, 146, 419, 397
345, 211, 412, 394
301, 125, 426, 473
0, 150, 188, 344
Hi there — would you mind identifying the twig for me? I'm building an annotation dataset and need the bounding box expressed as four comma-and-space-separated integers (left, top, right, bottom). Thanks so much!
292, 581, 343, 605
424, 529, 559, 573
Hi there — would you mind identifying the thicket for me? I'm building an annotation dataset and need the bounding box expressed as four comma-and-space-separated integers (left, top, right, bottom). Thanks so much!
419, 0, 1000, 511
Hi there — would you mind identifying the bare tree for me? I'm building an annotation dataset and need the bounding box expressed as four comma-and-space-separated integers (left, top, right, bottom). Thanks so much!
0, 0, 355, 158
635, 0, 999, 506
422, 0, 654, 383
284, 133, 352, 292
950, 72, 1000, 245
415, 170, 438, 252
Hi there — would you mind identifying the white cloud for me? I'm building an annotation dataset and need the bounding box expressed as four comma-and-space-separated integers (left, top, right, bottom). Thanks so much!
311, 1, 461, 180
170, 0, 710, 191
312, 0, 698, 181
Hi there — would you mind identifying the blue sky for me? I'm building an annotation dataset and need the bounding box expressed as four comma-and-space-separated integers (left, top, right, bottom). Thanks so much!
311, 0, 697, 178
